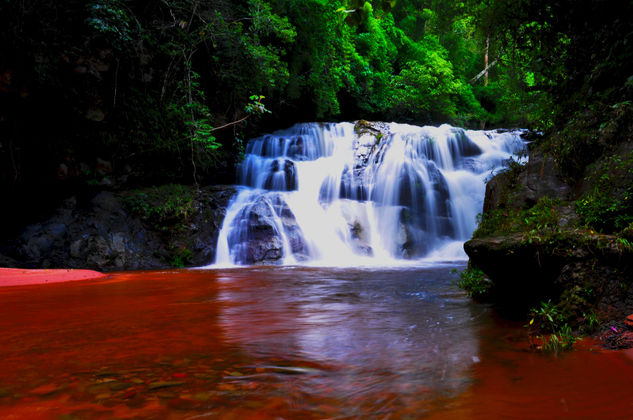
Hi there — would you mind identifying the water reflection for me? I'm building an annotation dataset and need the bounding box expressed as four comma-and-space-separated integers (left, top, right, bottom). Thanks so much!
216, 265, 486, 412
2, 267, 631, 419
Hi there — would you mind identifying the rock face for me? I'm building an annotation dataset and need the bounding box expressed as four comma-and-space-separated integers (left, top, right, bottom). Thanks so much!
7, 185, 235, 271
483, 147, 573, 215
465, 140, 633, 324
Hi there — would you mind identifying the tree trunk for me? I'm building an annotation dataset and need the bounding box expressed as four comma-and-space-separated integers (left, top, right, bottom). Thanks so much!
484, 37, 490, 86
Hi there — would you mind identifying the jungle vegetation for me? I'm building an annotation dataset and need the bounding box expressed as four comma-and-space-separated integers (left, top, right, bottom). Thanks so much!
0, 0, 631, 229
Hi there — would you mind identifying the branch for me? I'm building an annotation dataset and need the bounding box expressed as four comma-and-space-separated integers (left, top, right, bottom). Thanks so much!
469, 58, 499, 84
210, 115, 250, 132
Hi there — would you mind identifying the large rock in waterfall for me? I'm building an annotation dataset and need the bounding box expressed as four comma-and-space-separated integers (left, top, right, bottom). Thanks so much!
226, 193, 307, 265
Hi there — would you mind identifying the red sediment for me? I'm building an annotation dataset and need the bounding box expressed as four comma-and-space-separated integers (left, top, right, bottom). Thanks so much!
0, 267, 107, 287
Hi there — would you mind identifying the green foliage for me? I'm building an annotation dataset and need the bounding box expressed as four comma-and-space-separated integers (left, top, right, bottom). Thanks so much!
580, 311, 600, 334
122, 184, 195, 232
454, 264, 492, 299
541, 324, 578, 354
12, 0, 628, 194
575, 152, 633, 233
529, 300, 564, 333
471, 0, 633, 132
85, 0, 133, 50
527, 300, 579, 354
171, 71, 221, 151
170, 246, 193, 268
523, 197, 560, 232
245, 95, 272, 117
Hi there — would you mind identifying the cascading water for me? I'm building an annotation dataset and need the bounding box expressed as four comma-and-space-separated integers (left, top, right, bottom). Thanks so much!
213, 122, 526, 266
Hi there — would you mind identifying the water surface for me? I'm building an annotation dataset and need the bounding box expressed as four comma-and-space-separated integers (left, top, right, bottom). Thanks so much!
0, 266, 632, 418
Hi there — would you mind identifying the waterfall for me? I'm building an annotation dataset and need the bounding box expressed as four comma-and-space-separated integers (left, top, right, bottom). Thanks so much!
212, 122, 526, 266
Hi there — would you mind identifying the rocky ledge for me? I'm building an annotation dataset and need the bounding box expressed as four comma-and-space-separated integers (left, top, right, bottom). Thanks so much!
465, 232, 633, 319
463, 124, 633, 344
0, 185, 236, 271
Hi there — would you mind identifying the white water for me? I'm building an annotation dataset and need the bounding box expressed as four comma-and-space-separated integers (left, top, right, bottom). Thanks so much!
211, 122, 526, 267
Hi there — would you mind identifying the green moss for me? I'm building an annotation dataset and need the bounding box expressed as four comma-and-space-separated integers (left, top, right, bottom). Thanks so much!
122, 184, 196, 232
475, 196, 561, 239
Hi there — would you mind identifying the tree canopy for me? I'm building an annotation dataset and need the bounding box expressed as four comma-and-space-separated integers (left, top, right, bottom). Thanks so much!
1, 0, 630, 194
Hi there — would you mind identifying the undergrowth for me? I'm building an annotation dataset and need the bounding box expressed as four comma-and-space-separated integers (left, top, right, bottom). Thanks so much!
527, 300, 580, 354
122, 184, 196, 232
575, 151, 633, 234
474, 196, 561, 239
454, 264, 492, 300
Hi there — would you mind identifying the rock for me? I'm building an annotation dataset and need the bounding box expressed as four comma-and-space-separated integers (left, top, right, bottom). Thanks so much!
86, 108, 105, 122
338, 166, 368, 201
484, 148, 572, 214
227, 193, 306, 264
467, 133, 633, 330
69, 239, 83, 258
8, 185, 236, 270
148, 381, 184, 391
263, 159, 297, 191
95, 158, 112, 176
449, 128, 482, 159
518, 148, 572, 204
465, 231, 633, 318
0, 252, 17, 267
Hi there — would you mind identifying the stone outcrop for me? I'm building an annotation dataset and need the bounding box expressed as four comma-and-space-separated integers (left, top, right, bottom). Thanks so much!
465, 232, 633, 316
483, 146, 573, 215
464, 139, 633, 326
6, 185, 235, 271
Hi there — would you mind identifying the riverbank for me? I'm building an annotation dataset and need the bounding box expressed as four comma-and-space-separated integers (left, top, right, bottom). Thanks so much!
0, 267, 106, 287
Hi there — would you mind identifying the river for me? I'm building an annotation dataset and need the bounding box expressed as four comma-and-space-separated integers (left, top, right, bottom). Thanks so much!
1, 265, 633, 419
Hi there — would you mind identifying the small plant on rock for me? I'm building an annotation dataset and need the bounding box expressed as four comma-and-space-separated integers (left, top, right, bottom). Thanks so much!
454, 264, 492, 299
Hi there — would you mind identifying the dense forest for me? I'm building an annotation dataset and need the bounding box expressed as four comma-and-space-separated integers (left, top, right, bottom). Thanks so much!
1, 0, 631, 232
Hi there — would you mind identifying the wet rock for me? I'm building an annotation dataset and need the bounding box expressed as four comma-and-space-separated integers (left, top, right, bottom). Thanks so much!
263, 159, 298, 191
287, 136, 307, 160
0, 252, 17, 267
30, 383, 64, 396
449, 128, 482, 159
227, 193, 307, 264
339, 166, 368, 201
353, 120, 391, 175
484, 148, 572, 214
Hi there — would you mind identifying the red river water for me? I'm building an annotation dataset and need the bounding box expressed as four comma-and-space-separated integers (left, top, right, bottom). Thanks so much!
1, 265, 632, 419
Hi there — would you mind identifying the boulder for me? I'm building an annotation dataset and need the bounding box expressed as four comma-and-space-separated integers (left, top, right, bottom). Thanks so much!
227, 193, 307, 265
484, 148, 572, 214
